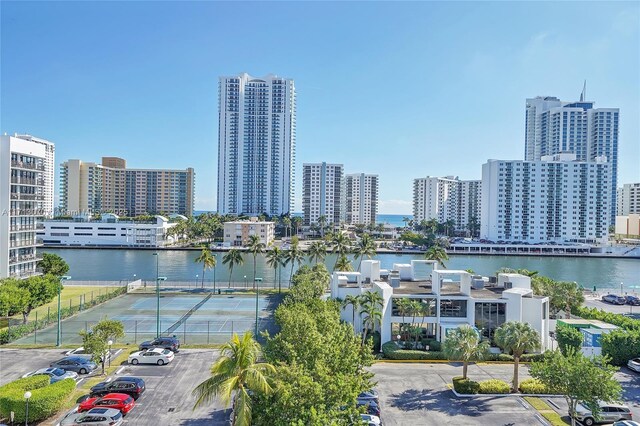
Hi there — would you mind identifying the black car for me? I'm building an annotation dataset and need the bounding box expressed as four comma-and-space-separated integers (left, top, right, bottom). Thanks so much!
625, 295, 640, 306
357, 398, 381, 417
90, 377, 146, 400
138, 336, 180, 352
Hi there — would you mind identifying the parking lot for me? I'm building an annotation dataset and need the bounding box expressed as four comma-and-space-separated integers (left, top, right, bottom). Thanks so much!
370, 362, 640, 426
0, 348, 228, 425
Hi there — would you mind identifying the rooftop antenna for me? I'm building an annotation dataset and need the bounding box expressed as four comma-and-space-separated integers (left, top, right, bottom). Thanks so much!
579, 80, 587, 102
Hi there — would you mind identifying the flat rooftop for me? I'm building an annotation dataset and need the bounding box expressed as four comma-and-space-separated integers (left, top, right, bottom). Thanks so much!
383, 279, 504, 299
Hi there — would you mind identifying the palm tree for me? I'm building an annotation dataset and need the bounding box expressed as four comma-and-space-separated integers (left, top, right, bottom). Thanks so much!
425, 218, 439, 235
222, 249, 244, 288
194, 246, 217, 289
334, 254, 353, 272
285, 239, 305, 285
330, 232, 352, 271
442, 325, 490, 380
307, 240, 327, 265
444, 219, 456, 237
247, 235, 265, 290
342, 294, 361, 329
353, 234, 377, 271
359, 291, 384, 346
402, 217, 410, 228
425, 245, 449, 268
192, 332, 275, 426
407, 299, 423, 348
282, 216, 291, 239
265, 246, 284, 293
395, 298, 412, 343
317, 215, 328, 238
494, 321, 541, 392
291, 216, 303, 237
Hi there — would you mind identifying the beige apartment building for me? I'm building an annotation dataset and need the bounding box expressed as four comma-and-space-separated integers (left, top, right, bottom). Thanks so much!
223, 218, 275, 246
60, 157, 194, 217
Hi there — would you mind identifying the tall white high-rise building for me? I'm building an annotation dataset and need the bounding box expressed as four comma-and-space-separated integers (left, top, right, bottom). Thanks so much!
345, 173, 378, 225
302, 163, 345, 226
481, 154, 611, 244
1, 135, 52, 278
617, 183, 640, 216
412, 176, 481, 235
524, 92, 619, 223
217, 73, 296, 216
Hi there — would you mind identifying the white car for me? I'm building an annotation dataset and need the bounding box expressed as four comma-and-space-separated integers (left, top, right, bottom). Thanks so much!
627, 358, 640, 373
65, 347, 111, 361
128, 348, 174, 365
361, 414, 382, 425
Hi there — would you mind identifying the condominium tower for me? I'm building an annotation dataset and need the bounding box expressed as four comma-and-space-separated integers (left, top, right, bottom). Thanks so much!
60, 157, 195, 217
481, 154, 611, 244
302, 163, 345, 226
217, 73, 296, 216
0, 134, 53, 278
617, 183, 640, 216
345, 173, 378, 225
524, 92, 619, 223
412, 176, 481, 235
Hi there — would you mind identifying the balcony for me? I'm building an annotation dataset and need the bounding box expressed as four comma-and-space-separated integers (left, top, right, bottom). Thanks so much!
10, 224, 40, 232
11, 160, 45, 171
9, 253, 43, 265
9, 268, 43, 279
11, 177, 45, 186
10, 193, 45, 201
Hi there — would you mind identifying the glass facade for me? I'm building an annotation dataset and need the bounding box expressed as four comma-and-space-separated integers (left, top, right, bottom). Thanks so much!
391, 297, 436, 317
439, 299, 467, 317
474, 302, 506, 340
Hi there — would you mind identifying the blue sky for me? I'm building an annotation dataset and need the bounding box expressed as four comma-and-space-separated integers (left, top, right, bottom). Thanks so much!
2, 1, 638, 214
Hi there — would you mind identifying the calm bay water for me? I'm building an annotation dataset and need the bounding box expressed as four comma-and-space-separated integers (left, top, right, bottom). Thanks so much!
44, 248, 638, 290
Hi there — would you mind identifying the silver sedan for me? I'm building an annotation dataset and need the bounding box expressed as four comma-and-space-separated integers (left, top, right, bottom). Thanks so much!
22, 367, 78, 384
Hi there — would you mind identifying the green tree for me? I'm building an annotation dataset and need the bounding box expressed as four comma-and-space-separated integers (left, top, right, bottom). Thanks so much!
282, 216, 291, 239
247, 235, 266, 290
601, 329, 640, 366
284, 238, 305, 285
494, 321, 541, 391
16, 275, 61, 324
291, 216, 303, 237
265, 246, 285, 293
0, 280, 29, 317
407, 299, 423, 348
442, 325, 490, 379
530, 277, 584, 317
353, 234, 376, 271
222, 249, 244, 288
342, 294, 361, 327
424, 245, 449, 268
307, 240, 327, 265
317, 215, 328, 238
394, 298, 412, 343
193, 332, 275, 426
80, 319, 124, 374
330, 232, 352, 271
334, 254, 353, 272
359, 292, 383, 346
37, 253, 70, 276
530, 350, 622, 426
555, 325, 584, 355
194, 247, 216, 288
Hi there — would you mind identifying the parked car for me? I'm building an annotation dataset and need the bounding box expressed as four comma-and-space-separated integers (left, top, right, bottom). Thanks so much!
602, 294, 627, 305
358, 389, 379, 403
22, 367, 78, 383
613, 421, 640, 426
573, 402, 632, 426
361, 414, 382, 425
357, 398, 381, 417
90, 377, 146, 400
50, 356, 98, 374
625, 296, 640, 306
627, 358, 640, 373
65, 347, 111, 361
79, 393, 135, 415
128, 348, 174, 365
138, 336, 180, 352
60, 407, 123, 426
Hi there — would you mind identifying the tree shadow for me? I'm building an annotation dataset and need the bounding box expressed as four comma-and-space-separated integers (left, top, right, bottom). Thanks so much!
389, 388, 496, 417
256, 293, 285, 343
178, 407, 230, 425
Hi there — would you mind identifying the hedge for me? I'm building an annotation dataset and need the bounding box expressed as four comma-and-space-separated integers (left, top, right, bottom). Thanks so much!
0, 376, 76, 422
555, 325, 583, 355
452, 376, 480, 394
572, 306, 640, 332
601, 329, 640, 366
0, 286, 127, 344
478, 379, 510, 394
519, 378, 553, 394
382, 342, 446, 360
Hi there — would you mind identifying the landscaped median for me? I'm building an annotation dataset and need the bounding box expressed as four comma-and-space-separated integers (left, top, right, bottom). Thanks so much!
380, 341, 544, 363
0, 375, 76, 424
449, 377, 560, 397
523, 396, 568, 426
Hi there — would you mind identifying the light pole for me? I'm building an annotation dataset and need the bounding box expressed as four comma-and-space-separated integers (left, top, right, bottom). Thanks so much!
621, 282, 624, 295
244, 275, 247, 289
196, 274, 199, 288
213, 254, 217, 293
133, 274, 136, 281
254, 278, 262, 338
107, 340, 113, 368
153, 251, 167, 338
56, 276, 71, 347
24, 391, 31, 426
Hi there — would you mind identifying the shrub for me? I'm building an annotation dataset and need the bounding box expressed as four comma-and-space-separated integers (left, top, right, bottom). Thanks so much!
452, 376, 480, 394
382, 341, 445, 360
520, 353, 545, 362
478, 379, 510, 394
519, 378, 552, 394
601, 329, 640, 366
572, 306, 640, 332
422, 338, 441, 352
0, 376, 76, 422
555, 325, 583, 355
489, 353, 514, 361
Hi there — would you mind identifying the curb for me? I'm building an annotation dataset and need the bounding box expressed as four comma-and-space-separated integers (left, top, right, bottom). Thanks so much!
373, 359, 533, 364
448, 385, 560, 399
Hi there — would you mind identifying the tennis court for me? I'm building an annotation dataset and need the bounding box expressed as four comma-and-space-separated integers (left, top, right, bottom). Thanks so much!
12, 292, 277, 346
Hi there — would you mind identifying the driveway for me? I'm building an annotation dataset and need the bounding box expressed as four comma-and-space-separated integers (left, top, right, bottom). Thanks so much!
0, 348, 82, 386
370, 362, 545, 426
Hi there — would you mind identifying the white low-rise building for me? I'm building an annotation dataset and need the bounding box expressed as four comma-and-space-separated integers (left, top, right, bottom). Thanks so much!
331, 260, 550, 350
38, 214, 177, 247
223, 217, 275, 246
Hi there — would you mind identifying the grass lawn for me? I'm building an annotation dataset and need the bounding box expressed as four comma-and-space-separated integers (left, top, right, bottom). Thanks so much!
3, 286, 123, 328
524, 396, 570, 426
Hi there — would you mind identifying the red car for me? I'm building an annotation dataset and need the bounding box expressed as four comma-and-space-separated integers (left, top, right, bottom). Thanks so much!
78, 393, 135, 414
